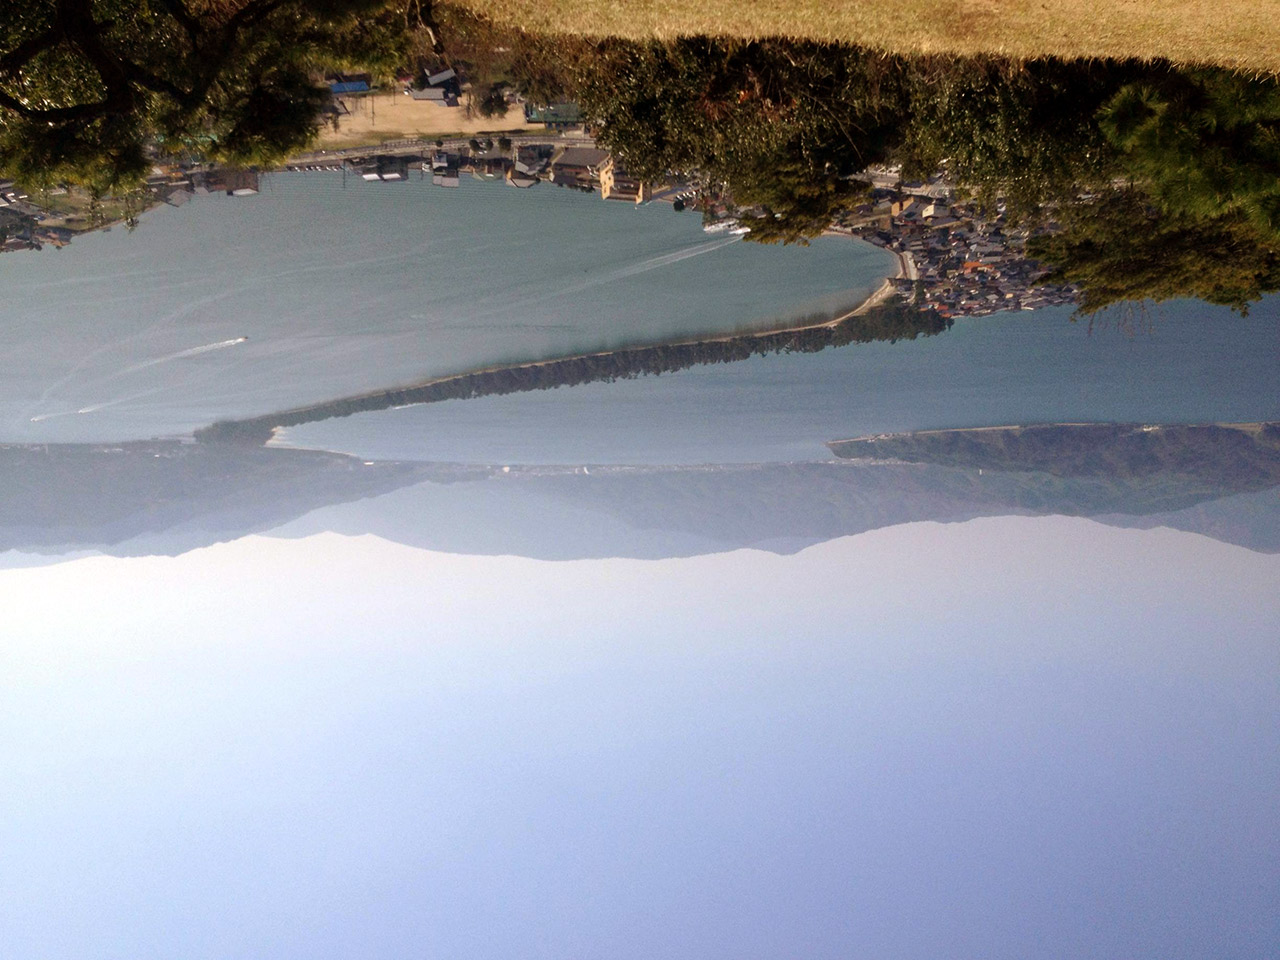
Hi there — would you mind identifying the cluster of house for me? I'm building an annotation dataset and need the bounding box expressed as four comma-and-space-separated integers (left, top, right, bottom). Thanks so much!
1, 138, 660, 257
141, 166, 262, 208
2, 121, 1082, 326
837, 188, 1079, 317
533, 145, 648, 201
0, 179, 48, 253
405, 69, 461, 107
0, 179, 25, 210
0, 211, 74, 254
327, 143, 651, 202
0, 178, 85, 252
0, 163, 265, 255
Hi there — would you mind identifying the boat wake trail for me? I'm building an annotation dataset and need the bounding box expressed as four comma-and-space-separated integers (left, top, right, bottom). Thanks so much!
118, 337, 249, 376
565, 236, 741, 295
75, 385, 170, 415
27, 339, 247, 424
30, 386, 170, 422
608, 236, 742, 282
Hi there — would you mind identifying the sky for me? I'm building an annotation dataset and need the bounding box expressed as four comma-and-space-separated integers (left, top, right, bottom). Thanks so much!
0, 515, 1276, 959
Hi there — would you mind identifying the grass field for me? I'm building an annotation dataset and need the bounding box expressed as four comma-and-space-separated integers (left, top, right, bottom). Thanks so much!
455, 0, 1280, 72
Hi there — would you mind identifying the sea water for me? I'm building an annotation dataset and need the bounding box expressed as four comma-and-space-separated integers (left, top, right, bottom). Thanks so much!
277, 297, 1280, 464
0, 172, 891, 443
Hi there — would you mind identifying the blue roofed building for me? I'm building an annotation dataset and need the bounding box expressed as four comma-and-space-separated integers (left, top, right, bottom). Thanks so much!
329, 75, 371, 95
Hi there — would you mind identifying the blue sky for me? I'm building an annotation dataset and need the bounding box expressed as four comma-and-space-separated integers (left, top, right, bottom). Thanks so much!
0, 516, 1276, 959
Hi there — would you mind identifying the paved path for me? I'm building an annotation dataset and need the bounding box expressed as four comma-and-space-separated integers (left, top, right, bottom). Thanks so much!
289, 131, 598, 164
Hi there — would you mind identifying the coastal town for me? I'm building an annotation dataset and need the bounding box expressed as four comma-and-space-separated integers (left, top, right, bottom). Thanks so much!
836, 191, 1079, 317
0, 69, 1078, 320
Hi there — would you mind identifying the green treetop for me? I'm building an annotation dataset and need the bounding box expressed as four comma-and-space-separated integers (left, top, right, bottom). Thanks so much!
0, 0, 417, 191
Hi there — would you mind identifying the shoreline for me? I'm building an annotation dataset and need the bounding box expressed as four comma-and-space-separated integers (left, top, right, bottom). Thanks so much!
200, 244, 919, 443
827, 420, 1276, 446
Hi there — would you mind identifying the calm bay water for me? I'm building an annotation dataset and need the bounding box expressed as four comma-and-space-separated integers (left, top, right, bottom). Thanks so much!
7, 172, 1274, 458
278, 296, 1280, 464
0, 172, 889, 443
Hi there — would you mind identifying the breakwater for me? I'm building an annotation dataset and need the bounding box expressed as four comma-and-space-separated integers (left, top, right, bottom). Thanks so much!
198, 299, 949, 445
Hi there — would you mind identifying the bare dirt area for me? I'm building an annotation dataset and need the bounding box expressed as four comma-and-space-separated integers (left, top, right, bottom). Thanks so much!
316, 91, 546, 148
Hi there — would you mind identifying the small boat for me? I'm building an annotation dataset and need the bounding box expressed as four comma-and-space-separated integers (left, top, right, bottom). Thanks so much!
703, 218, 741, 234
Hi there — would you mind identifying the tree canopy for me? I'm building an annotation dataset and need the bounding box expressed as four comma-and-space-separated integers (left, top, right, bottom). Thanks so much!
1028, 189, 1280, 314
565, 35, 1280, 308
1101, 70, 1280, 238
575, 38, 906, 242
898, 56, 1132, 216
0, 0, 416, 191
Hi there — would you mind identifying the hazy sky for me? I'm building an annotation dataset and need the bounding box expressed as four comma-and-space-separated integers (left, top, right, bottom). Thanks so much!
0, 516, 1276, 959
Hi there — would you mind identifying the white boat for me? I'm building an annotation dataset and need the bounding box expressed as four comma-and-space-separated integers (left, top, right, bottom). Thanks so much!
702, 218, 741, 234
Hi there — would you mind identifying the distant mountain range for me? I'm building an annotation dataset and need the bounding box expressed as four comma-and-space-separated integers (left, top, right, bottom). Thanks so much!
304, 459, 1273, 558
828, 422, 1280, 488
1, 426, 1276, 564
0, 441, 445, 560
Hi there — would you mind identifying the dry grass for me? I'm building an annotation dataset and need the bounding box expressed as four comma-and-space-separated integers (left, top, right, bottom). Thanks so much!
455, 0, 1280, 72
